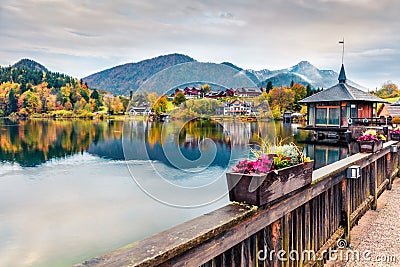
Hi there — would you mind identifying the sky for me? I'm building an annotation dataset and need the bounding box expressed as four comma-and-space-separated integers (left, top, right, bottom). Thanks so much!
0, 0, 399, 90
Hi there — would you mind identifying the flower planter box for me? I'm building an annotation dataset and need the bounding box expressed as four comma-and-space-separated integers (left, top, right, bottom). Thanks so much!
390, 132, 400, 141
358, 140, 383, 153
226, 160, 314, 206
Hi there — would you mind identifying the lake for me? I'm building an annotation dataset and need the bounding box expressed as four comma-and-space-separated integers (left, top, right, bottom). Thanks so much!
0, 119, 349, 267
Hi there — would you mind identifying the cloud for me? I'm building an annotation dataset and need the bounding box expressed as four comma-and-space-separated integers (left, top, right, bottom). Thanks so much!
0, 0, 399, 89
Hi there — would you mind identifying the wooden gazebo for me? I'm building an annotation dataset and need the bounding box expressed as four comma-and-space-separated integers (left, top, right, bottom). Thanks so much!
299, 64, 387, 128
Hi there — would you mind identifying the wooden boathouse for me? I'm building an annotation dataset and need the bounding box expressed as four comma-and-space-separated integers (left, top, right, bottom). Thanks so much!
298, 64, 387, 139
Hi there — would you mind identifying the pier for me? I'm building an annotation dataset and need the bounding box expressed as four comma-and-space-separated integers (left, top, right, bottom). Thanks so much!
76, 141, 399, 267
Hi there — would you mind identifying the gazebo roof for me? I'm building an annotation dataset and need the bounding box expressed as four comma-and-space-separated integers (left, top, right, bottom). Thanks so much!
299, 64, 387, 104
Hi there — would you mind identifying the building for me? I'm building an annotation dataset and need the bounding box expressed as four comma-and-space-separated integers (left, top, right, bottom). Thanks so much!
128, 102, 151, 116
298, 64, 387, 128
218, 99, 254, 116
377, 98, 400, 120
234, 87, 263, 97
170, 87, 204, 99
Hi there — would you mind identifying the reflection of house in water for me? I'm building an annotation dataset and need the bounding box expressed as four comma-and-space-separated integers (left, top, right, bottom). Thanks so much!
305, 144, 349, 169
221, 122, 252, 147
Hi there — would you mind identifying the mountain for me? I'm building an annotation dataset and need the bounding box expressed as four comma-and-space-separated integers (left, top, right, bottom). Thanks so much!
220, 62, 259, 85
84, 55, 366, 96
248, 61, 362, 89
83, 54, 195, 96
258, 73, 310, 88
136, 61, 256, 95
12, 59, 48, 72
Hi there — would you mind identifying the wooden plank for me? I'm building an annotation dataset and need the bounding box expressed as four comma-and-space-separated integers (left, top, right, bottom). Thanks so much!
340, 179, 351, 244
370, 161, 378, 210
350, 195, 374, 227
74, 203, 257, 267
303, 228, 345, 267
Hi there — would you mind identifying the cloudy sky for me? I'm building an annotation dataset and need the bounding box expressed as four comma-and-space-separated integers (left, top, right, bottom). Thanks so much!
1, 0, 399, 89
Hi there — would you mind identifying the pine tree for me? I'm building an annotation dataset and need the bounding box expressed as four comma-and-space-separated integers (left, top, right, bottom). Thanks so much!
7, 88, 18, 115
266, 81, 273, 92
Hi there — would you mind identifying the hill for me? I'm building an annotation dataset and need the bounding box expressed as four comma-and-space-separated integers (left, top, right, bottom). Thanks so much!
1, 59, 76, 89
12, 59, 48, 72
83, 54, 195, 96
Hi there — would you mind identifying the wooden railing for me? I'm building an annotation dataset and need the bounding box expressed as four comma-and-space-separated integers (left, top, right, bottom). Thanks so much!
350, 117, 391, 126
75, 141, 399, 267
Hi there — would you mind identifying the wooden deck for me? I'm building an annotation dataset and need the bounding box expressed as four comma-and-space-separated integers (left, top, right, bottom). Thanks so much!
75, 141, 399, 267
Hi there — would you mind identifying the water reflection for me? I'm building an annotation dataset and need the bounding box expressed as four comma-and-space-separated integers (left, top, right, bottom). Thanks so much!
0, 119, 349, 169
0, 119, 350, 267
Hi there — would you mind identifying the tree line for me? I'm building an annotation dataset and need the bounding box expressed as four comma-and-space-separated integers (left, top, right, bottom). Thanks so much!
0, 66, 130, 117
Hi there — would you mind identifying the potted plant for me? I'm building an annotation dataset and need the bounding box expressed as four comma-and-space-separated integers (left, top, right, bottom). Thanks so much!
390, 127, 400, 141
226, 140, 314, 206
357, 129, 386, 153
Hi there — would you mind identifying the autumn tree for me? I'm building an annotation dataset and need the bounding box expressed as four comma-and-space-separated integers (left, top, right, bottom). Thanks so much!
268, 86, 294, 115
152, 95, 168, 118
113, 96, 124, 114
103, 93, 114, 114
376, 81, 399, 98
147, 92, 159, 107
201, 84, 211, 93
172, 91, 186, 106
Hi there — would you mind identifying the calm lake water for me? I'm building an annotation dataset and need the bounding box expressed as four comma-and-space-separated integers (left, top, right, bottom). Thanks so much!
0, 119, 348, 267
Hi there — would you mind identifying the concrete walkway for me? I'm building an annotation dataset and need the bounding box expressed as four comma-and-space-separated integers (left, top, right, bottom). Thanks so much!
326, 179, 400, 267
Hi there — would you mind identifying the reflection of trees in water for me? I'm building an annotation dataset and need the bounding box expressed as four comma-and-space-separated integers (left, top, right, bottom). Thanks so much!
0, 119, 123, 166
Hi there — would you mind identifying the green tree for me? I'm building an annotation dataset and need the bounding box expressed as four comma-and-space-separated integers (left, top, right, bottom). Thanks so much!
7, 88, 18, 114
290, 80, 294, 88
172, 91, 186, 106
306, 84, 312, 97
266, 81, 273, 93
90, 89, 99, 99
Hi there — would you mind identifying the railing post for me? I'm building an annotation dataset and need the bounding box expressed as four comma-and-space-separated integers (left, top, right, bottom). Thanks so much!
387, 152, 393, 190
341, 178, 351, 244
370, 161, 378, 210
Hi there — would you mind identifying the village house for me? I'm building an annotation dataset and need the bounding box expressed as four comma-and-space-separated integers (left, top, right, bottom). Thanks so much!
234, 87, 263, 97
377, 98, 400, 121
216, 99, 254, 116
128, 102, 151, 116
298, 64, 387, 128
170, 87, 204, 99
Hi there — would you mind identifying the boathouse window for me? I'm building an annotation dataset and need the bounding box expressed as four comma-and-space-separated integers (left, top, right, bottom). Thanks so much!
328, 108, 340, 125
373, 103, 377, 117
316, 108, 327, 124
309, 104, 315, 125
315, 102, 340, 125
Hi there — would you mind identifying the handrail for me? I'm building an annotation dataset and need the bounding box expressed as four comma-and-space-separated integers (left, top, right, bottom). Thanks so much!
75, 141, 399, 267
